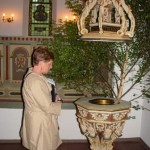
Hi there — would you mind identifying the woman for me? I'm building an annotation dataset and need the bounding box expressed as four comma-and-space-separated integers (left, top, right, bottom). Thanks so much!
21, 47, 62, 150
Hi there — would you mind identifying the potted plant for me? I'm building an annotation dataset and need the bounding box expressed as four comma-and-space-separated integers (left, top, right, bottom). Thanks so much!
43, 0, 150, 149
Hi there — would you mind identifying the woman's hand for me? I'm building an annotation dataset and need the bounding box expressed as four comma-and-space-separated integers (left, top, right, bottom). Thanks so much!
55, 94, 63, 103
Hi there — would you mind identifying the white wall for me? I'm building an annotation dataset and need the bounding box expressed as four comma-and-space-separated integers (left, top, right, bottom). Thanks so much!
0, 108, 85, 140
0, 106, 143, 140
0, 109, 23, 139
0, 0, 24, 36
141, 106, 150, 147
122, 108, 142, 138
141, 74, 150, 147
112, 63, 143, 139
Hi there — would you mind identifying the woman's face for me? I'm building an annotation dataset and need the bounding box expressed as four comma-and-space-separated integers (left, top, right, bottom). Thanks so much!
40, 60, 53, 74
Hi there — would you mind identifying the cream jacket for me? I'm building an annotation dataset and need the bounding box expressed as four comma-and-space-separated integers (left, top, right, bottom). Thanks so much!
21, 68, 62, 150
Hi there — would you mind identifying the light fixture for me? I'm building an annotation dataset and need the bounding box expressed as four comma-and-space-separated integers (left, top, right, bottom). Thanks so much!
2, 13, 14, 23
77, 0, 135, 42
65, 16, 68, 21
73, 15, 76, 21
58, 15, 77, 23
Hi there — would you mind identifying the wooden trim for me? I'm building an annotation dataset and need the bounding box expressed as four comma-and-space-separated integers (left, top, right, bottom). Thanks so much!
0, 137, 148, 144
0, 140, 21, 143
0, 101, 76, 109
0, 138, 149, 149
0, 139, 88, 144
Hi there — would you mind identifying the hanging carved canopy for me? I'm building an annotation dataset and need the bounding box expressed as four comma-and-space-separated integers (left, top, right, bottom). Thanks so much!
77, 0, 135, 42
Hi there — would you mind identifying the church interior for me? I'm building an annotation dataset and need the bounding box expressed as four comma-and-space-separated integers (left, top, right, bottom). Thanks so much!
0, 0, 150, 150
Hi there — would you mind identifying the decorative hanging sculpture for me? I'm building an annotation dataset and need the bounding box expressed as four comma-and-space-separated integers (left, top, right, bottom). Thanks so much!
77, 0, 135, 41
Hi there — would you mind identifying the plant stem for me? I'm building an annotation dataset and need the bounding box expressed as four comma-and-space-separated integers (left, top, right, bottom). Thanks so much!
117, 45, 128, 99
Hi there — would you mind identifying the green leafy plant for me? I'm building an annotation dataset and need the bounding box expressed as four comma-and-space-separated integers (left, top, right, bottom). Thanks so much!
44, 0, 150, 107
44, 21, 112, 97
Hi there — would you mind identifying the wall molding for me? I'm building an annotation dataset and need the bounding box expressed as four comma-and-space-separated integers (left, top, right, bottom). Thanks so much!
0, 138, 149, 149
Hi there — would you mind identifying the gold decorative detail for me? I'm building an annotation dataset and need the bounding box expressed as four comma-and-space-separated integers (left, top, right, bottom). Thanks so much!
2, 13, 14, 23
89, 99, 115, 105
